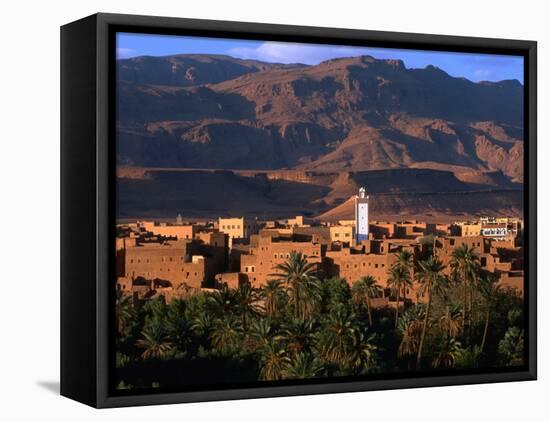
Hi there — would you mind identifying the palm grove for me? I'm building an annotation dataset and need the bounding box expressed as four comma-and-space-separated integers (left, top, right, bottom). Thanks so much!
115, 240, 525, 390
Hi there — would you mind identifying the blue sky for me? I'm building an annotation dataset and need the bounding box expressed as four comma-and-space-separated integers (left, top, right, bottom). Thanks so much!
117, 32, 524, 83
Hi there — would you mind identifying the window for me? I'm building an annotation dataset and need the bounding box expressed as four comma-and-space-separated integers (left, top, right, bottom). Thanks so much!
375, 264, 379, 268
130, 259, 134, 263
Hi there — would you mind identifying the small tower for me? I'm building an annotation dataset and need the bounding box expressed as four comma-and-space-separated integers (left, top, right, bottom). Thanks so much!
355, 187, 369, 243
176, 213, 183, 225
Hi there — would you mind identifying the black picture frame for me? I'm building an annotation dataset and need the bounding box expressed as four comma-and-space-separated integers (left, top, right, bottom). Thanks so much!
60, 12, 537, 408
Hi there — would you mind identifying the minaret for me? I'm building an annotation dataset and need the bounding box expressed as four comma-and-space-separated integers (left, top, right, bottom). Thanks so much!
355, 187, 369, 244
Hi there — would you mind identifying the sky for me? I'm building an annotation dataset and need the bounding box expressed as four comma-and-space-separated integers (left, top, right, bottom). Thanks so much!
116, 32, 524, 83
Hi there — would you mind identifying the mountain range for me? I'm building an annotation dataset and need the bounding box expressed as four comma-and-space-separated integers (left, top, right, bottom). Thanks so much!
116, 53, 524, 220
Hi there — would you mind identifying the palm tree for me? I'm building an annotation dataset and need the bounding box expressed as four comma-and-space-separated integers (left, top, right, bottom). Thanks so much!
351, 276, 382, 326
348, 329, 378, 374
191, 312, 214, 348
396, 250, 414, 301
260, 279, 287, 317
136, 321, 173, 359
387, 264, 412, 328
211, 315, 243, 355
281, 318, 315, 356
316, 305, 357, 368
234, 283, 261, 331
283, 352, 325, 379
397, 305, 425, 365
272, 252, 320, 320
247, 317, 277, 352
165, 300, 192, 354
450, 243, 480, 332
433, 337, 462, 369
478, 270, 501, 353
321, 276, 352, 312
191, 313, 213, 337
259, 339, 290, 381
207, 285, 238, 316
439, 305, 463, 339
455, 345, 482, 369
497, 327, 524, 367
115, 290, 136, 336
415, 256, 448, 368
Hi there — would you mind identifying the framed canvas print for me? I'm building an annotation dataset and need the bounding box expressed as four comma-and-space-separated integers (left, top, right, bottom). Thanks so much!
60, 13, 537, 408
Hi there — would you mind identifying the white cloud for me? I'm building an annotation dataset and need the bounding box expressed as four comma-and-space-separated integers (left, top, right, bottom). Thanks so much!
227, 41, 369, 65
473, 68, 494, 80
116, 47, 135, 59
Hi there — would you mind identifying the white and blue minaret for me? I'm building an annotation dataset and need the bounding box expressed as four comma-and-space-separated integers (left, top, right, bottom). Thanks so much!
355, 187, 369, 243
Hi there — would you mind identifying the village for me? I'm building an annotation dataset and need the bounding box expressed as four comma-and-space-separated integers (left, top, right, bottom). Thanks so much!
115, 188, 524, 307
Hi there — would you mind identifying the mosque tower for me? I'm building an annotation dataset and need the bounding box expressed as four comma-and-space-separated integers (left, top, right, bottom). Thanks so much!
355, 187, 369, 243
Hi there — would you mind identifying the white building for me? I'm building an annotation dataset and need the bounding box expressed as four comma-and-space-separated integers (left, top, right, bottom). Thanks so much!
355, 187, 369, 243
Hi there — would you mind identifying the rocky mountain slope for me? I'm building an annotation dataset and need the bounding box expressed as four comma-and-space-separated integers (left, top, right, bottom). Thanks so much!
116, 54, 524, 220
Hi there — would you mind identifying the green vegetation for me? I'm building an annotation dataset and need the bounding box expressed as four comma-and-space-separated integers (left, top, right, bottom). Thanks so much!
115, 249, 525, 390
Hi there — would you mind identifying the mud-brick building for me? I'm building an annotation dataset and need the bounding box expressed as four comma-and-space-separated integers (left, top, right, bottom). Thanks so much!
324, 247, 397, 285
119, 231, 229, 290
329, 225, 354, 245
435, 235, 524, 297
323, 238, 419, 285
138, 221, 197, 239
218, 217, 262, 247
240, 233, 323, 287
369, 222, 396, 239
122, 240, 207, 289
394, 221, 437, 239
